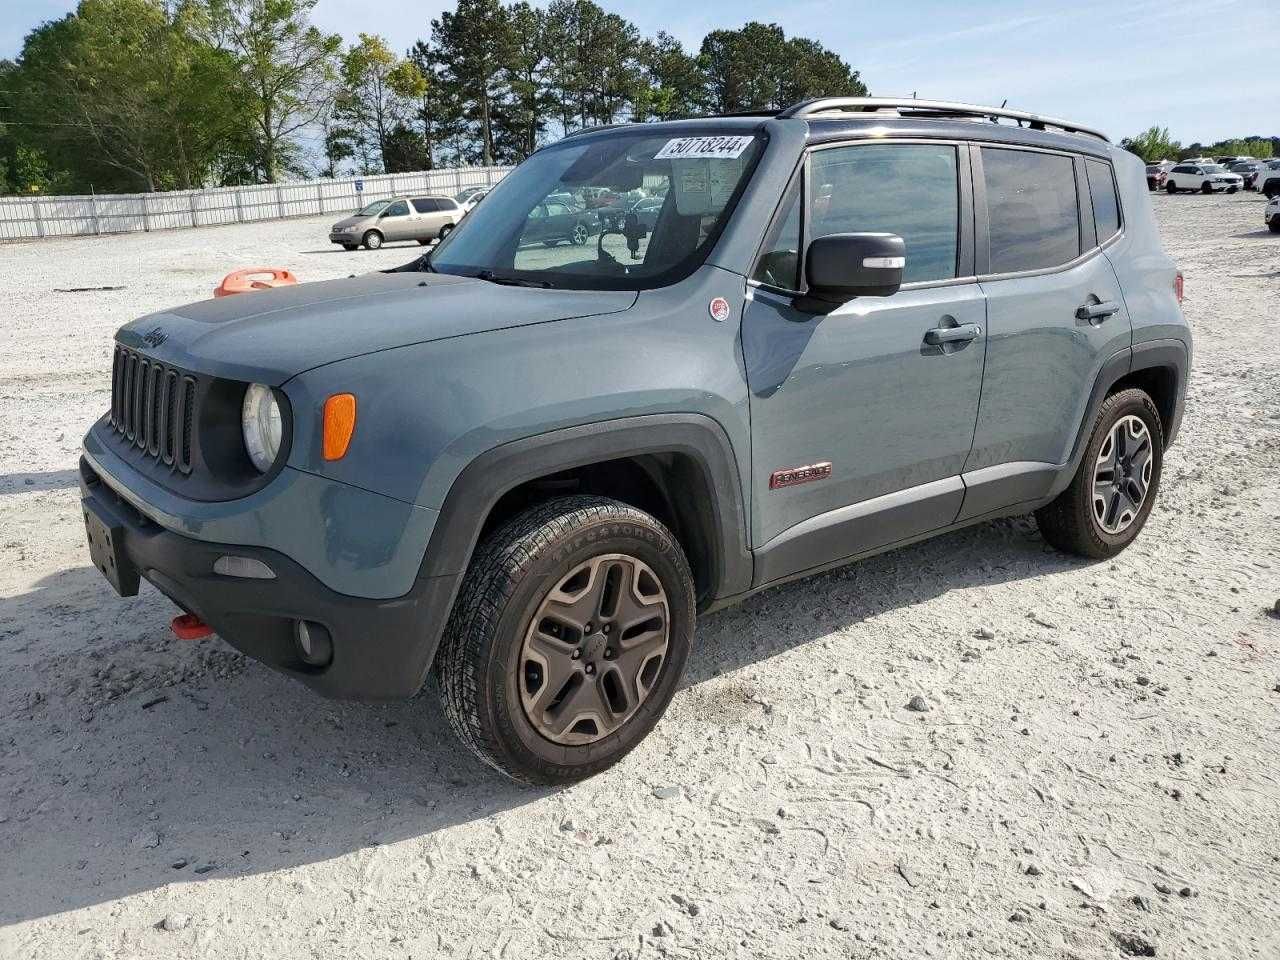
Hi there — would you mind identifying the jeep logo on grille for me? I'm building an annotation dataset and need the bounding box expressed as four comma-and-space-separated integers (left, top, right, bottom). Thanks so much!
142, 326, 167, 348
769, 461, 833, 489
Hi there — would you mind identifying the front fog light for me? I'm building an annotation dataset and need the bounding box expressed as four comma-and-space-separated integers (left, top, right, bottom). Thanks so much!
242, 383, 283, 473
213, 555, 276, 580
295, 620, 333, 667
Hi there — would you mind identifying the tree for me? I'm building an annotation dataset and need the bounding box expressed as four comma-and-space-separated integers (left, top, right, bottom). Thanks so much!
635, 32, 705, 121
502, 2, 555, 158
1121, 126, 1181, 164
8, 0, 243, 191
700, 22, 865, 114
205, 0, 342, 182
430, 0, 514, 165
340, 34, 427, 172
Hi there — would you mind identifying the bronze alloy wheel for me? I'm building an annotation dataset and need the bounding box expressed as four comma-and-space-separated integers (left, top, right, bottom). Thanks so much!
519, 553, 669, 745
1091, 414, 1154, 535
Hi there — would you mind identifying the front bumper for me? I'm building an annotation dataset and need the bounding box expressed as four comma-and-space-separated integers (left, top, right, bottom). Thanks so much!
80, 457, 459, 700
330, 232, 357, 244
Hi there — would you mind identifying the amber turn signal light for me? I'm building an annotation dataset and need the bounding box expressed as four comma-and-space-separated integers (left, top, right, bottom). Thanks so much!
322, 393, 357, 461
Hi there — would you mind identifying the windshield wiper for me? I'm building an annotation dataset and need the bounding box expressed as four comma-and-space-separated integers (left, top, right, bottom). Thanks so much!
473, 269, 553, 289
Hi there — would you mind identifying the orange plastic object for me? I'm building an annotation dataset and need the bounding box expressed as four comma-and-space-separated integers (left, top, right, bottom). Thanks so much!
214, 267, 299, 298
171, 613, 213, 640
322, 393, 357, 461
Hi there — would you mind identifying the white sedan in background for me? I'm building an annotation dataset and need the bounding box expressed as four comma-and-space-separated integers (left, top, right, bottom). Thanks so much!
1164, 162, 1244, 194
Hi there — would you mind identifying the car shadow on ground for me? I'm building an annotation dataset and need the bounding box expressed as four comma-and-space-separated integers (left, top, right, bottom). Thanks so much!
0, 468, 80, 496
0, 514, 1085, 926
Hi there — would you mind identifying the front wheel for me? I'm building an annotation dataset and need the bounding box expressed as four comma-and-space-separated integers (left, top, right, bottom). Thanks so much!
1035, 388, 1164, 559
341, 243, 358, 251
437, 496, 695, 785
362, 230, 383, 250
571, 223, 589, 245
1201, 181, 1214, 194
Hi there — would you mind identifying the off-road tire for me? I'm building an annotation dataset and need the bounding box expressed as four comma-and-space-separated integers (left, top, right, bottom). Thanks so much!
436, 496, 695, 785
362, 230, 383, 250
1035, 388, 1165, 559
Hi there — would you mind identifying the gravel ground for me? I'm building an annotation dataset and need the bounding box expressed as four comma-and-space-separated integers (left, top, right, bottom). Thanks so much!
1, 193, 1278, 959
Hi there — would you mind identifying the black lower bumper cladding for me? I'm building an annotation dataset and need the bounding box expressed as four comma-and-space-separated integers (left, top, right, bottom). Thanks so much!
78, 457, 456, 701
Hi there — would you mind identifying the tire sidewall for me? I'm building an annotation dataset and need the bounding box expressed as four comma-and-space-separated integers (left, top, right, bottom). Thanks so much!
1078, 392, 1164, 552
483, 510, 694, 781
363, 230, 382, 249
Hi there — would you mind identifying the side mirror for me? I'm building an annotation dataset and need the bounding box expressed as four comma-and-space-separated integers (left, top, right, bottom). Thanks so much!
803, 233, 906, 307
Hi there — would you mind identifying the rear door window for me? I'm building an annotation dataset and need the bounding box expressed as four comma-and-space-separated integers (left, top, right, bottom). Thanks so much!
411, 198, 439, 213
981, 147, 1079, 274
1085, 159, 1121, 243
809, 143, 960, 284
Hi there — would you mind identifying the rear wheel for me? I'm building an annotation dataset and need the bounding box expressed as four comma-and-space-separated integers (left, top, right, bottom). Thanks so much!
571, 223, 589, 245
1269, 216, 1280, 234
437, 496, 695, 785
1165, 181, 1177, 194
438, 223, 454, 241
362, 230, 383, 250
1035, 388, 1164, 559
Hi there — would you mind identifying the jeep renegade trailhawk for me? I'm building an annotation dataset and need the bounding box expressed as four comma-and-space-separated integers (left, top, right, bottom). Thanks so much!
81, 98, 1191, 784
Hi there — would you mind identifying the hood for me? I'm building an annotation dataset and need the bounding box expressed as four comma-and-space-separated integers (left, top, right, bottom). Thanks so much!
116, 272, 637, 384
331, 214, 370, 230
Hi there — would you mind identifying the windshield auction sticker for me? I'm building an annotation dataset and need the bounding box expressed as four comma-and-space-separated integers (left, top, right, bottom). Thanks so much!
654, 136, 754, 160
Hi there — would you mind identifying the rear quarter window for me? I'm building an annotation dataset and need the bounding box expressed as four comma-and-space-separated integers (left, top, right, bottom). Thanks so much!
981, 147, 1079, 274
1085, 159, 1121, 244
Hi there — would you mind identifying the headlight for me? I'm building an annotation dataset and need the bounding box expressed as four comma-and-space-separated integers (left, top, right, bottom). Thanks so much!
242, 383, 283, 473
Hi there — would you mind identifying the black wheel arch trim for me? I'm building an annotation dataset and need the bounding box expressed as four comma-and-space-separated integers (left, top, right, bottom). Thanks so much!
1051, 338, 1188, 499
412, 414, 754, 677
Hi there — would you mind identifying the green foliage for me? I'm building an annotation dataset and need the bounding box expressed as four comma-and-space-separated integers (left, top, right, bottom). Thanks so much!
205, 0, 343, 182
1120, 126, 1181, 164
4, 0, 881, 190
700, 22, 865, 114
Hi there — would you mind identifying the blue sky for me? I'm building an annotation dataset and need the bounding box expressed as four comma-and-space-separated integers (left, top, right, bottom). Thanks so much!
4, 0, 1276, 145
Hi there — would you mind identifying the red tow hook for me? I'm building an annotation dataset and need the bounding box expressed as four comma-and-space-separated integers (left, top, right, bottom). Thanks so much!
171, 613, 213, 640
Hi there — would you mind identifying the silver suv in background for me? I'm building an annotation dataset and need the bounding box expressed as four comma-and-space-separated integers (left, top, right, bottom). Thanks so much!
329, 196, 461, 251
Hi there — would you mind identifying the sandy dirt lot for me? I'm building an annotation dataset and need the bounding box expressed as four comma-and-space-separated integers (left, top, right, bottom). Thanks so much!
1, 193, 1278, 959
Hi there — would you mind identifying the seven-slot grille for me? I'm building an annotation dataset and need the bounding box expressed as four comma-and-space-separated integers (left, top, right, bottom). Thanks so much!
109, 345, 196, 474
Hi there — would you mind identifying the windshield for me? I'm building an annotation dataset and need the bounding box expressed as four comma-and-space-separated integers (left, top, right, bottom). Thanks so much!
427, 129, 764, 290
357, 200, 391, 217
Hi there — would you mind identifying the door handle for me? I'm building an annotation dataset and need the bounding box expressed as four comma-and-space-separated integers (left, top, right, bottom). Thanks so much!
1076, 300, 1120, 321
924, 322, 982, 346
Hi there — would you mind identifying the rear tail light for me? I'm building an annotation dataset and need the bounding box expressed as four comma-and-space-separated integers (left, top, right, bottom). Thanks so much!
1174, 271, 1184, 305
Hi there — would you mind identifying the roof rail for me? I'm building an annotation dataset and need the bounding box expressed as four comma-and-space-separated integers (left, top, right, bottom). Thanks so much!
778, 97, 1109, 143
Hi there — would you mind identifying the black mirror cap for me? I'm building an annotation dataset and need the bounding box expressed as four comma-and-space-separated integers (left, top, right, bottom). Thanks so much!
804, 232, 906, 303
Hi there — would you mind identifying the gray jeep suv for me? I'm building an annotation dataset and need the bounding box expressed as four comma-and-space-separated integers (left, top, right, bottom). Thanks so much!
80, 98, 1191, 784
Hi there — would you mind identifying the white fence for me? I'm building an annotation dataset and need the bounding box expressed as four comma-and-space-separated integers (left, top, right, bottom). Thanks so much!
0, 166, 512, 242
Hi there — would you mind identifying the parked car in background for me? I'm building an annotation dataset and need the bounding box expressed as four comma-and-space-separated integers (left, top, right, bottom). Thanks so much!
1255, 159, 1280, 198
1145, 163, 1168, 190
1164, 163, 1243, 193
455, 185, 487, 206
457, 189, 489, 214
629, 195, 666, 231
1266, 194, 1280, 232
519, 199, 599, 246
329, 196, 460, 250
1227, 160, 1263, 189
1214, 155, 1253, 166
